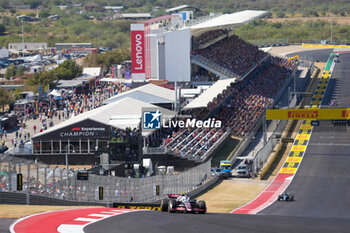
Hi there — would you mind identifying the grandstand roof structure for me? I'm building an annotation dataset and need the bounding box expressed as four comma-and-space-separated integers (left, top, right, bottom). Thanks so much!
183, 78, 236, 109
166, 4, 199, 13
190, 10, 268, 33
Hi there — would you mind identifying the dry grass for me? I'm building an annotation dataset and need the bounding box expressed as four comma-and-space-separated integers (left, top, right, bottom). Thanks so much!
267, 17, 350, 25
0, 205, 103, 218
196, 179, 268, 213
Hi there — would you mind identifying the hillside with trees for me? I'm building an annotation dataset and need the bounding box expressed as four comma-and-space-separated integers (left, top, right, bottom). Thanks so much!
1, 0, 350, 16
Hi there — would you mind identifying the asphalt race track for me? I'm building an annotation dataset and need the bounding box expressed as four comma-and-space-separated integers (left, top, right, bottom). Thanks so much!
287, 49, 334, 62
0, 219, 15, 233
84, 211, 350, 233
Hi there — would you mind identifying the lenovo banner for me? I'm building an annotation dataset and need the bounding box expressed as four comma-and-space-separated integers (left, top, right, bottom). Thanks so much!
131, 24, 145, 80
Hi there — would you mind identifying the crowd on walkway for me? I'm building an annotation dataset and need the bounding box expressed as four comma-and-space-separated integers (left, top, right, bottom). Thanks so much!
1, 81, 129, 150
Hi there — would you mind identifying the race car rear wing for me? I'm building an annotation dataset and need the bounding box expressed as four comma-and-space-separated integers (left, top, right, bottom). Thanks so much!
167, 194, 181, 198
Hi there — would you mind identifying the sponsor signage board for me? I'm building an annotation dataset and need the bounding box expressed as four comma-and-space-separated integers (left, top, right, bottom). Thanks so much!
17, 174, 22, 191
303, 93, 313, 97
113, 203, 161, 211
99, 187, 103, 200
266, 108, 350, 120
131, 24, 145, 80
282, 138, 294, 143
77, 172, 89, 180
33, 119, 111, 140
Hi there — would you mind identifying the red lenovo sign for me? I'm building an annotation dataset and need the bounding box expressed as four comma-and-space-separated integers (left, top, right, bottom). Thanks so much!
131, 26, 145, 74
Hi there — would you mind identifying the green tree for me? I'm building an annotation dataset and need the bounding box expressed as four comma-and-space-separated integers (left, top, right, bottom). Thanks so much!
83, 48, 130, 71
0, 0, 9, 10
53, 60, 82, 80
5, 63, 15, 80
0, 87, 14, 111
16, 66, 24, 77
0, 24, 5, 34
27, 70, 56, 92
276, 12, 286, 18
9, 8, 15, 16
39, 8, 51, 18
26, 0, 41, 9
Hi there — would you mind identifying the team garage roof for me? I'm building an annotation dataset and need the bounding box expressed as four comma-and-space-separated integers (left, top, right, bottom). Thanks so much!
32, 97, 176, 139
183, 78, 236, 109
190, 10, 268, 34
103, 83, 175, 105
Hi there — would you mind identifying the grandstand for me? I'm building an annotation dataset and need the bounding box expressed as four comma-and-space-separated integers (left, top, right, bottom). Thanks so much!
155, 57, 297, 161
128, 9, 298, 165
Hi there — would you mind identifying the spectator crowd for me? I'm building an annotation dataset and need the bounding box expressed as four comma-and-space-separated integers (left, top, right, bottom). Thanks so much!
194, 35, 267, 76
1, 81, 129, 150
193, 28, 231, 49
160, 56, 296, 159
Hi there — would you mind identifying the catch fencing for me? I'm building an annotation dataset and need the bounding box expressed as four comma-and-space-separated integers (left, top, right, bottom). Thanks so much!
251, 95, 297, 175
249, 38, 350, 47
0, 154, 211, 204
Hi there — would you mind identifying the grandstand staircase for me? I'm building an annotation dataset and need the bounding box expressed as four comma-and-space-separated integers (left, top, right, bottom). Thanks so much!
191, 55, 236, 80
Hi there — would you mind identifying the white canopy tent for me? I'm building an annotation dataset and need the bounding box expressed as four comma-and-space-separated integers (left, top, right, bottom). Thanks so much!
49, 89, 61, 97
99, 78, 118, 83
183, 78, 236, 109
103, 83, 175, 105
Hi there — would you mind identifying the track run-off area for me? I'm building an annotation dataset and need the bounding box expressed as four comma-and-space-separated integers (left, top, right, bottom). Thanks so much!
8, 51, 350, 233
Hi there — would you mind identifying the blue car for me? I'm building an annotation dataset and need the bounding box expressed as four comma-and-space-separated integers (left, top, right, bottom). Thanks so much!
277, 192, 294, 201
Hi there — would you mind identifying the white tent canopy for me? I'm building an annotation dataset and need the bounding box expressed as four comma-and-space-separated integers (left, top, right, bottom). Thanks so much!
49, 89, 61, 96
103, 83, 175, 105
99, 78, 118, 83
83, 67, 101, 77
183, 78, 236, 109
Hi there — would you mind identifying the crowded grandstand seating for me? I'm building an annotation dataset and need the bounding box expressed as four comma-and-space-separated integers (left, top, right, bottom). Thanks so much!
162, 56, 296, 159
193, 35, 267, 77
218, 57, 296, 137
193, 28, 231, 49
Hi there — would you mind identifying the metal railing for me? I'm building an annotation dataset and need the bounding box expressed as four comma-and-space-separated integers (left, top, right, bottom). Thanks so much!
183, 13, 223, 28
251, 94, 297, 176
249, 38, 350, 47
191, 55, 238, 79
0, 154, 212, 203
143, 147, 167, 155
